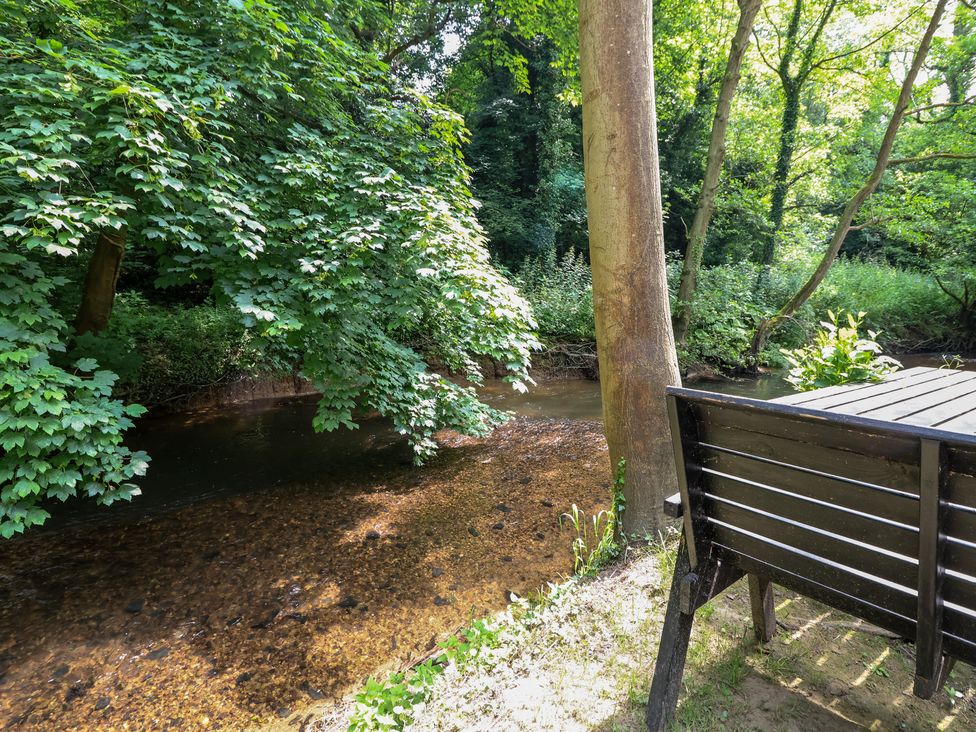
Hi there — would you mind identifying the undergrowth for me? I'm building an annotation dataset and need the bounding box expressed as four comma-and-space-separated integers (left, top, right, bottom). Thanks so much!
560, 458, 627, 574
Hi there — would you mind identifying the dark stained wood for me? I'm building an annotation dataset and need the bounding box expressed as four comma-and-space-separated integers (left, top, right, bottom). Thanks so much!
714, 544, 918, 640
701, 405, 923, 469
646, 539, 742, 731
700, 465, 919, 556
748, 574, 775, 643
664, 492, 683, 518
915, 439, 948, 696
699, 445, 919, 526
647, 541, 697, 732
667, 394, 712, 570
706, 515, 917, 616
651, 377, 976, 728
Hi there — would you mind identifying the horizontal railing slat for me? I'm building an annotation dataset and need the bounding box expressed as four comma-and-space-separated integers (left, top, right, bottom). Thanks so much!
697, 419, 919, 494
698, 445, 919, 527
706, 501, 916, 594
709, 536, 917, 623
700, 469, 919, 558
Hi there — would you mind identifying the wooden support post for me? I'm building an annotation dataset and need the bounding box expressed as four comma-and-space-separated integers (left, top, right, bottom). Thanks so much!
748, 574, 776, 643
647, 541, 698, 732
647, 535, 743, 731
914, 438, 950, 698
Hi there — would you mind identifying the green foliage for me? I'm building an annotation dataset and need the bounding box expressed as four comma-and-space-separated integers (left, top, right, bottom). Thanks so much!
348, 618, 502, 731
514, 246, 593, 343
516, 250, 960, 373
673, 261, 766, 369
1, 0, 539, 531
0, 247, 149, 538
780, 310, 901, 392
71, 295, 259, 406
560, 458, 626, 575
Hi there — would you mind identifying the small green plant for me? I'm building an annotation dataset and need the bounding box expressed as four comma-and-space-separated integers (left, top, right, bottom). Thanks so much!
780, 310, 902, 392
942, 354, 965, 370
347, 617, 503, 731
560, 459, 626, 575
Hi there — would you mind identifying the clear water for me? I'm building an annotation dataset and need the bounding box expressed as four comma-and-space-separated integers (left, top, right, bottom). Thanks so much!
36, 353, 974, 528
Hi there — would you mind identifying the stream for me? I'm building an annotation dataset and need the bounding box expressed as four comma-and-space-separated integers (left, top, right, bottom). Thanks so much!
1, 354, 971, 730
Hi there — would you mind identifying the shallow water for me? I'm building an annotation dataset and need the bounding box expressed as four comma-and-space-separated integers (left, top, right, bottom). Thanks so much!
40, 352, 974, 529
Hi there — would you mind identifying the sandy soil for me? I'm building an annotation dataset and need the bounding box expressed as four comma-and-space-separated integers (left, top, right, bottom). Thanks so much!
0, 418, 611, 731
383, 548, 976, 732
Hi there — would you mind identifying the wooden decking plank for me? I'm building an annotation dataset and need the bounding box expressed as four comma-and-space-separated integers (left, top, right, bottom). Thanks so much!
936, 410, 976, 435
773, 367, 932, 405
850, 371, 976, 422
813, 370, 972, 415
780, 368, 959, 411
893, 381, 976, 427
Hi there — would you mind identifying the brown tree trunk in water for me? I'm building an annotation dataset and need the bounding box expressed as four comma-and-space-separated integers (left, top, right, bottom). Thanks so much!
76, 228, 126, 335
579, 0, 681, 536
750, 0, 949, 355
673, 0, 762, 346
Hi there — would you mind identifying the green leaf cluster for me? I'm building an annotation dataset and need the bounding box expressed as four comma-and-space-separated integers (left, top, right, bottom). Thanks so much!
0, 0, 538, 532
780, 310, 902, 392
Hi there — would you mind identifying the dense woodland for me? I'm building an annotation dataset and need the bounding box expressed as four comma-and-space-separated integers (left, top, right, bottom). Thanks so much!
2, 0, 975, 535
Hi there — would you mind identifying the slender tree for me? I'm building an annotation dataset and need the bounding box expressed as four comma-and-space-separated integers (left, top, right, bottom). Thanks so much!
751, 0, 950, 354
673, 0, 762, 346
756, 0, 838, 272
579, 0, 681, 535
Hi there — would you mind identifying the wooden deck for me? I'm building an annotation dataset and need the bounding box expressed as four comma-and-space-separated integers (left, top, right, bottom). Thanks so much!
772, 366, 976, 434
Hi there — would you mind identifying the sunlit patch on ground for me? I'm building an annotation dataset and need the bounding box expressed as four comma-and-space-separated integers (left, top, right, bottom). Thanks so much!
383, 547, 976, 732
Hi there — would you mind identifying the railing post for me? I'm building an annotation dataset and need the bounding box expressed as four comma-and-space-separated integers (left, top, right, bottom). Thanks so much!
915, 438, 949, 698
666, 392, 709, 569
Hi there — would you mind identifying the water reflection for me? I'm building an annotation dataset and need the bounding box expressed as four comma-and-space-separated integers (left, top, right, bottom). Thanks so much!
39, 353, 973, 528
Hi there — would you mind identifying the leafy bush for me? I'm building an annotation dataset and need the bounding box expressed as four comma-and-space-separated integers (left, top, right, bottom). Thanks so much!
560, 458, 626, 574
670, 261, 767, 370
348, 618, 503, 731
805, 260, 958, 351
514, 246, 594, 343
0, 254, 148, 537
515, 251, 960, 375
780, 310, 901, 392
71, 295, 260, 407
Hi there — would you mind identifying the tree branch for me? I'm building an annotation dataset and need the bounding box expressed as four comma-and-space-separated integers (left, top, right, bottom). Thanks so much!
382, 5, 453, 65
888, 152, 976, 165
906, 95, 976, 115
808, 3, 924, 75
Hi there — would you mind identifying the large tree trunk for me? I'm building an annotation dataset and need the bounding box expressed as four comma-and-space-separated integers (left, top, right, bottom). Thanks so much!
673, 0, 762, 346
76, 228, 126, 335
579, 0, 681, 536
750, 0, 949, 355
